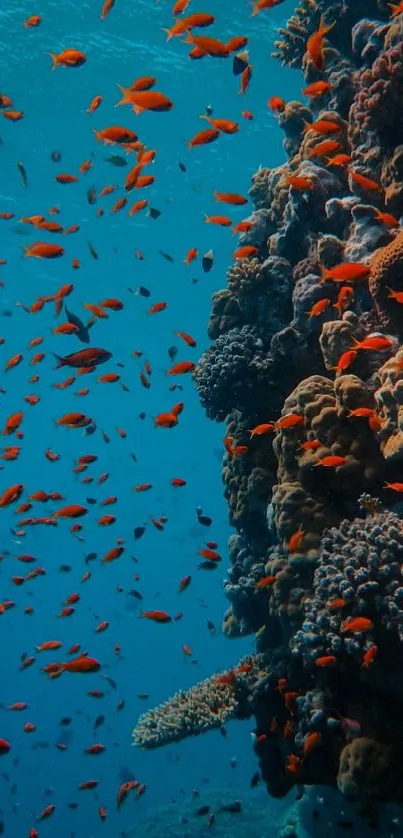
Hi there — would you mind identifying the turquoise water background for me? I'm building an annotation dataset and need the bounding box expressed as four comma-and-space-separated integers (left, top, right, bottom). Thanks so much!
0, 1, 300, 834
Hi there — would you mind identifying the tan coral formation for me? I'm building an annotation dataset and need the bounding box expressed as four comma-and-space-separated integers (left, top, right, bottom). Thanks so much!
369, 231, 403, 331
337, 738, 395, 801
272, 373, 384, 557
374, 347, 403, 459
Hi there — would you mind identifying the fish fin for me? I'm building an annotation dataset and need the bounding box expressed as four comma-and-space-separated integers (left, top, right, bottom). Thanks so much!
52, 353, 65, 369
48, 52, 59, 69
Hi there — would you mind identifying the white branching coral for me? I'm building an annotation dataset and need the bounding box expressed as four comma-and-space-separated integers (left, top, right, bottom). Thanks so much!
133, 657, 267, 749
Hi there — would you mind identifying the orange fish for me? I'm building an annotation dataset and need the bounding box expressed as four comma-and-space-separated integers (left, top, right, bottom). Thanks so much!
315, 455, 346, 468
116, 86, 173, 115
341, 617, 374, 634
0, 484, 24, 507
305, 118, 340, 135
308, 298, 330, 317
49, 49, 87, 69
348, 407, 375, 418
233, 245, 258, 259
326, 598, 346, 611
141, 610, 172, 623
321, 263, 370, 283
201, 116, 239, 134
52, 655, 101, 674
93, 126, 138, 145
249, 422, 274, 438
239, 64, 252, 94
86, 95, 103, 113
214, 191, 247, 205
24, 243, 64, 259
148, 302, 167, 314
285, 173, 313, 191
352, 336, 393, 351
188, 128, 220, 149
130, 76, 157, 91
302, 80, 332, 97
384, 482, 403, 492
362, 645, 377, 668
303, 732, 321, 756
24, 15, 42, 26
349, 169, 382, 193
376, 211, 400, 228
100, 0, 115, 18
167, 361, 195, 375
184, 32, 229, 57
255, 575, 277, 589
288, 525, 305, 553
275, 413, 304, 430
334, 286, 354, 315
56, 173, 79, 184
268, 96, 285, 113
232, 220, 253, 234
315, 655, 337, 667
251, 0, 281, 14
3, 411, 24, 435
325, 153, 352, 168
387, 288, 403, 304
53, 504, 88, 519
305, 15, 335, 71
154, 411, 178, 428
300, 439, 321, 451
164, 12, 215, 39
309, 140, 341, 158
332, 349, 357, 373
129, 199, 148, 216
174, 330, 196, 347
173, 0, 190, 12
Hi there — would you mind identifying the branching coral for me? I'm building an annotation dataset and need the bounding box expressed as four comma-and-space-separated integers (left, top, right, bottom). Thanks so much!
133, 658, 267, 749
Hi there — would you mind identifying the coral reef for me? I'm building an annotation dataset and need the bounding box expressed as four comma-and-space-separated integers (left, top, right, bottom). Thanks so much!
134, 0, 403, 816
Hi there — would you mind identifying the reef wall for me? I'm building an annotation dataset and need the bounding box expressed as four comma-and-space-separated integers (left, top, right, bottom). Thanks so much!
134, 0, 403, 818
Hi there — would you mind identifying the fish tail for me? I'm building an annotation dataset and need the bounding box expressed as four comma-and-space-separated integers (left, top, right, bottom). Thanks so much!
162, 27, 173, 40
319, 14, 335, 34
48, 52, 59, 69
52, 353, 65, 369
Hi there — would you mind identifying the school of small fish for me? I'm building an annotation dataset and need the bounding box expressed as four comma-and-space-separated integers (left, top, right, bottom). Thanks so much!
3, 0, 403, 834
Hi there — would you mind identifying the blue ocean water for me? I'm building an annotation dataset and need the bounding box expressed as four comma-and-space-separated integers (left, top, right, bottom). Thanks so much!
0, 1, 301, 835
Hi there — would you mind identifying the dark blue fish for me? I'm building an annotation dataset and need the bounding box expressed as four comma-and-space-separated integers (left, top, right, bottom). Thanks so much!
65, 305, 92, 344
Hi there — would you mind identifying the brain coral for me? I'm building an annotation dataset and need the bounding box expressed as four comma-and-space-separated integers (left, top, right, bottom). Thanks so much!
272, 373, 385, 556
369, 232, 403, 332
337, 738, 396, 801
374, 347, 403, 460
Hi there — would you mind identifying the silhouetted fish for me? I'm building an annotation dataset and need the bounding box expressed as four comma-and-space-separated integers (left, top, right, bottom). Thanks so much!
105, 154, 127, 167
65, 305, 91, 343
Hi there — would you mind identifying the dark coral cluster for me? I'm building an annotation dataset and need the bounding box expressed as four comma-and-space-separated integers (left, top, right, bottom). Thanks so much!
134, 0, 403, 818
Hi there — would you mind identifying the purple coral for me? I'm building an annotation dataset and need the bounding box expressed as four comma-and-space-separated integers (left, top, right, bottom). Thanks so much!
292, 511, 403, 666
193, 326, 273, 421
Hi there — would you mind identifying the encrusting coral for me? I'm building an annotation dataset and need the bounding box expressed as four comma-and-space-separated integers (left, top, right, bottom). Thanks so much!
134, 0, 403, 815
